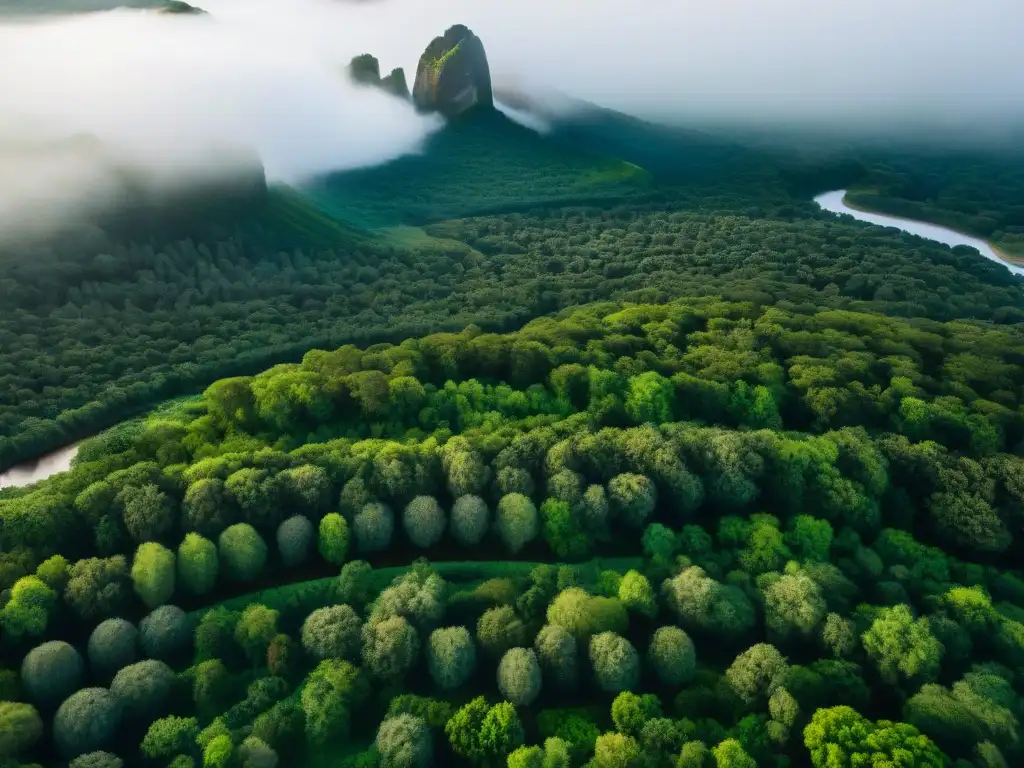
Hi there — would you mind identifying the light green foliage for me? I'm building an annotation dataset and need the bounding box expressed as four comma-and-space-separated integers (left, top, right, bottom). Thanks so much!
618, 570, 657, 618
662, 567, 755, 638
279, 464, 331, 516
821, 613, 856, 657
611, 691, 662, 737
427, 626, 477, 690
479, 702, 525, 761
183, 478, 233, 538
496, 467, 536, 499
589, 632, 640, 694
647, 625, 696, 686
20, 640, 83, 708
534, 624, 578, 691
507, 745, 543, 768
592, 732, 641, 768
580, 484, 611, 541
711, 738, 756, 768
64, 556, 131, 622
35, 554, 70, 591
677, 741, 710, 768
546, 587, 628, 642
239, 735, 279, 768
302, 604, 362, 661
641, 523, 676, 562
498, 647, 542, 706
496, 493, 539, 554
301, 659, 368, 744
450, 495, 490, 547
218, 523, 268, 582
478, 605, 528, 659
178, 533, 219, 596
53, 687, 121, 758
203, 734, 234, 768
363, 615, 420, 682
1, 575, 56, 641
119, 483, 175, 543
371, 564, 447, 630
277, 515, 315, 567
769, 687, 799, 729
87, 618, 137, 678
736, 514, 791, 574
803, 706, 947, 767
861, 604, 943, 685
625, 371, 674, 425
132, 541, 176, 609
446, 697, 523, 763
548, 470, 585, 506
377, 714, 433, 768
140, 715, 199, 759
608, 474, 657, 528
725, 643, 788, 705
403, 496, 446, 548
317, 513, 349, 565
354, 502, 395, 553
762, 570, 827, 639
192, 659, 231, 715
0, 701, 42, 759
235, 604, 279, 664
110, 659, 175, 721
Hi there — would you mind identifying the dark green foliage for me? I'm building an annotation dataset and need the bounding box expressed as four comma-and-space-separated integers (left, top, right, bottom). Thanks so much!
0, 701, 42, 759
301, 604, 362, 661
376, 714, 433, 768
589, 632, 640, 694
69, 752, 124, 768
218, 523, 268, 582
140, 716, 199, 759
276, 515, 315, 568
426, 626, 476, 690
354, 503, 395, 554
20, 641, 83, 709
64, 557, 130, 622
110, 659, 175, 722
52, 687, 121, 758
476, 605, 527, 659
87, 618, 137, 679
449, 495, 490, 547
139, 604, 191, 661
647, 625, 697, 687
301, 659, 368, 745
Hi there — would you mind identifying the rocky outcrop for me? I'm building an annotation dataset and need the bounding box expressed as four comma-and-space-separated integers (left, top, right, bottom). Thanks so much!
159, 1, 206, 13
412, 24, 493, 117
347, 55, 411, 100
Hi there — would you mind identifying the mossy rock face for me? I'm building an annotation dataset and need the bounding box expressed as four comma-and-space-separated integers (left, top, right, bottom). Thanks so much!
413, 24, 493, 117
381, 68, 410, 100
349, 54, 382, 87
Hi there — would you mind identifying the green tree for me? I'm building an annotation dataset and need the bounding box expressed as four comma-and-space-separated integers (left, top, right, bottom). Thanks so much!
785, 515, 834, 562
450, 495, 490, 547
725, 643, 788, 706
140, 715, 199, 759
235, 604, 279, 665
119, 484, 175, 543
140, 605, 191, 660
803, 706, 947, 768
546, 588, 628, 642
0, 701, 42, 759
496, 494, 539, 554
611, 692, 662, 737
427, 626, 477, 690
301, 659, 368, 745
762, 570, 826, 640
618, 570, 657, 618
301, 605, 362, 661
178, 532, 219, 596
608, 474, 657, 528
661, 567, 754, 638
625, 371, 674, 424
20, 640, 84, 708
589, 633, 640, 694
1, 575, 56, 641
592, 732, 642, 768
131, 541, 176, 609
376, 714, 433, 768
277, 515, 315, 567
534, 624, 578, 692
183, 478, 234, 538
353, 502, 395, 554
363, 615, 420, 683
53, 688, 121, 758
497, 648, 542, 707
218, 523, 268, 582
647, 626, 696, 687
88, 618, 138, 679
711, 738, 756, 768
477, 605, 528, 659
403, 496, 446, 549
318, 513, 350, 565
861, 604, 943, 686
110, 660, 175, 722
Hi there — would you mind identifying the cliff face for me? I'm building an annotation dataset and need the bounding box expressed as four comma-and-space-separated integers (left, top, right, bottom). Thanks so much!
347, 55, 410, 100
412, 24, 493, 117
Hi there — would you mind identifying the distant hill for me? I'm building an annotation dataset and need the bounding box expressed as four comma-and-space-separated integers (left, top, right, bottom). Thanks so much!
0, 0, 197, 14
303, 108, 654, 229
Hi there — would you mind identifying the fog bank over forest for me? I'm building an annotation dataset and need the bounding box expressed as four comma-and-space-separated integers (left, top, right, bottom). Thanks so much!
0, 0, 1020, 237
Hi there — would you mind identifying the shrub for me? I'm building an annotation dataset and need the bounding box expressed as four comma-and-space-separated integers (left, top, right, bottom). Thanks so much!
376, 714, 433, 768
450, 495, 490, 547
21, 640, 84, 708
362, 615, 420, 683
218, 523, 268, 582
139, 605, 192, 661
235, 604, 280, 664
70, 752, 124, 768
0, 701, 42, 759
353, 502, 395, 554
302, 605, 362, 661
647, 626, 696, 687
546, 588, 628, 642
178, 533, 219, 596
88, 618, 138, 679
497, 648, 542, 706
496, 494, 539, 554
132, 542, 176, 609
403, 496, 446, 548
476, 605, 528, 659
53, 687, 122, 758
277, 515, 315, 567
317, 513, 349, 565
427, 626, 477, 690
589, 632, 640, 694
110, 660, 175, 721
140, 715, 199, 759
534, 624, 578, 691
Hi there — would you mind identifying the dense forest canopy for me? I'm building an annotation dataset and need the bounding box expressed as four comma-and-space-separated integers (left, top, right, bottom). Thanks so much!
2, 68, 1024, 768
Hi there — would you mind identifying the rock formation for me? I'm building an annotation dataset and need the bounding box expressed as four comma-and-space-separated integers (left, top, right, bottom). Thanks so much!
412, 24, 493, 117
347, 55, 411, 100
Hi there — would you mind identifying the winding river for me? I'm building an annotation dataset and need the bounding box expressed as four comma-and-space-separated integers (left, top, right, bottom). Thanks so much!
2, 189, 1021, 489
0, 442, 80, 490
815, 189, 1024, 277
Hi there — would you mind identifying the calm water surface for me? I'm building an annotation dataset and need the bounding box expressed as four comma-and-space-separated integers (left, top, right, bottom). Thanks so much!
0, 443, 79, 489
815, 189, 1024, 277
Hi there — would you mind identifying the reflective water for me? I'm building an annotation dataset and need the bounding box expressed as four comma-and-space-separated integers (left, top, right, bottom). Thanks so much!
814, 189, 1024, 277
0, 443, 79, 489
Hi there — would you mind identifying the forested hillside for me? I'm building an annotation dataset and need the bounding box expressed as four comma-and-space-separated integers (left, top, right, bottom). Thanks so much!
3, 110, 1024, 473
2, 295, 1024, 766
